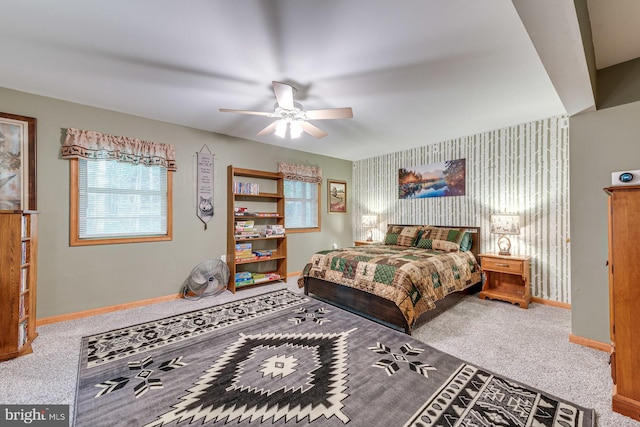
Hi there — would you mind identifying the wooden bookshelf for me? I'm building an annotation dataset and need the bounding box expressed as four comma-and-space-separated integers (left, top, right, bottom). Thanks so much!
0, 211, 38, 361
227, 166, 287, 292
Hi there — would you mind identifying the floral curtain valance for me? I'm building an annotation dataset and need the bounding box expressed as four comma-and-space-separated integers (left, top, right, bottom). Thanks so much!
278, 162, 322, 183
61, 128, 177, 171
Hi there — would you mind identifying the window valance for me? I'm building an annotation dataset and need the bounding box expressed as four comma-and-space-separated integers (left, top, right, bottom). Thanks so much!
61, 128, 177, 171
278, 162, 322, 183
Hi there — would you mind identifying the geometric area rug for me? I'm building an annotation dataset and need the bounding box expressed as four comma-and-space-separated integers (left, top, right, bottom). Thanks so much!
74, 290, 595, 426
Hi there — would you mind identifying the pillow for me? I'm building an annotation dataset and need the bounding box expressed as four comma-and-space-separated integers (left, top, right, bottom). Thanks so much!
459, 231, 473, 252
428, 227, 466, 245
415, 226, 468, 249
432, 239, 460, 252
397, 226, 420, 247
384, 225, 403, 245
415, 226, 434, 248
384, 225, 420, 246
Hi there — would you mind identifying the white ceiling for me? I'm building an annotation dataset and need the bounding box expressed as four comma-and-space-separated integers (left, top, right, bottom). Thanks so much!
0, 0, 613, 161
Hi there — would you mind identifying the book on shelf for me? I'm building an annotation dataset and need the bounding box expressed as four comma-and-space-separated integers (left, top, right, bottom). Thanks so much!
19, 295, 25, 318
233, 181, 259, 195
18, 320, 28, 347
21, 215, 28, 238
20, 268, 28, 292
21, 242, 27, 264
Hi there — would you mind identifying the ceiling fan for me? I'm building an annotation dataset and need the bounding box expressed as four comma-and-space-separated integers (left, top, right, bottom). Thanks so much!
220, 81, 353, 139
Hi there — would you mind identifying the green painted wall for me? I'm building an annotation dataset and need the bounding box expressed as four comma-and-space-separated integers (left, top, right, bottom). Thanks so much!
0, 86, 352, 318
570, 100, 640, 343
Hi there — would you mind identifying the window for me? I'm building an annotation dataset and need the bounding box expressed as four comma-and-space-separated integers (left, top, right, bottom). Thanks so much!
70, 158, 173, 245
284, 179, 320, 233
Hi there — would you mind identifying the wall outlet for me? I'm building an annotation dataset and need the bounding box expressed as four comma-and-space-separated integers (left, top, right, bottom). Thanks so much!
220, 255, 226, 263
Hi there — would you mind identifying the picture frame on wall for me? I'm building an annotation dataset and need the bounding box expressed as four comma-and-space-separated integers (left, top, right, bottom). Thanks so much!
0, 112, 37, 210
328, 179, 347, 213
398, 158, 465, 199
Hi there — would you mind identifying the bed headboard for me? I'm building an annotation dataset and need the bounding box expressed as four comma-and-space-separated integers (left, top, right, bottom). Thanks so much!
388, 224, 482, 262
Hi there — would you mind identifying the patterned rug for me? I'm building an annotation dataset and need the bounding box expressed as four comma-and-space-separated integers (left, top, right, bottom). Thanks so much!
74, 290, 595, 426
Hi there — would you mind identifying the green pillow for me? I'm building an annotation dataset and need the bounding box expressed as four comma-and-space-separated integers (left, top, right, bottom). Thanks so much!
459, 232, 472, 252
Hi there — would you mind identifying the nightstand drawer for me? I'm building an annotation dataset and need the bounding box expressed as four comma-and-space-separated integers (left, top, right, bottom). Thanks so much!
482, 257, 523, 274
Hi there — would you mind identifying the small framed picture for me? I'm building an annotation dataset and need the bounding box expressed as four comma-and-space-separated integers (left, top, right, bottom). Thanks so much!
327, 179, 347, 213
0, 112, 37, 210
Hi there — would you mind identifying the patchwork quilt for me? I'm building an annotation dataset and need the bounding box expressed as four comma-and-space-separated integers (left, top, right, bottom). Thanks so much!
298, 245, 482, 328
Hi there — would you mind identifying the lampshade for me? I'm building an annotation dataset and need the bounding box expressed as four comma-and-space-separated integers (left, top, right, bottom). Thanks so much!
362, 214, 377, 228
490, 214, 520, 256
490, 214, 521, 235
362, 214, 377, 241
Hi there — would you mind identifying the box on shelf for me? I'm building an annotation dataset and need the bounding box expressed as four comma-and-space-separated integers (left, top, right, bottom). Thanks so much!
252, 272, 281, 284
235, 220, 254, 228
234, 207, 248, 214
235, 220, 260, 238
252, 249, 272, 259
235, 271, 254, 286
235, 243, 253, 259
262, 224, 285, 236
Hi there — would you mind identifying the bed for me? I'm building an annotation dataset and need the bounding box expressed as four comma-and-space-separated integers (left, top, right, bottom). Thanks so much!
298, 225, 482, 334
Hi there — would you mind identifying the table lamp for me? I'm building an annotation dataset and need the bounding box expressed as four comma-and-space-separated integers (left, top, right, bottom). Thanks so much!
362, 214, 378, 241
490, 213, 520, 256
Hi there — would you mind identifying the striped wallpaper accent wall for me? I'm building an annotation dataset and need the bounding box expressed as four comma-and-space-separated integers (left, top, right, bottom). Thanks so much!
352, 115, 570, 303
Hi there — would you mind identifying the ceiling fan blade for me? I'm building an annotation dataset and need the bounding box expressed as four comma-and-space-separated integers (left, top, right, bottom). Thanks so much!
219, 108, 271, 116
272, 81, 295, 110
300, 121, 328, 139
305, 107, 353, 120
256, 121, 278, 136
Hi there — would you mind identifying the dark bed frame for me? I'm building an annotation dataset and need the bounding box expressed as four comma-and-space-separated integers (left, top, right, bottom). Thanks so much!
303, 225, 482, 334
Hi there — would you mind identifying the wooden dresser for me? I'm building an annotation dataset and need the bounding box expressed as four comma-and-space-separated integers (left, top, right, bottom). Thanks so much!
605, 185, 640, 421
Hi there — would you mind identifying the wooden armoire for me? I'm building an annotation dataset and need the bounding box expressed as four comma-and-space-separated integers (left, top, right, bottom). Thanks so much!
605, 185, 640, 421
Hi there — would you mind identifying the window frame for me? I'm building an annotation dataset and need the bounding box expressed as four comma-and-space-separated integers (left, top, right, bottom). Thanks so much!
284, 180, 321, 234
69, 158, 173, 246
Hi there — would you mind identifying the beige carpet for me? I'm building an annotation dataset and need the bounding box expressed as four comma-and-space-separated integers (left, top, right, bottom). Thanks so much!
0, 279, 637, 426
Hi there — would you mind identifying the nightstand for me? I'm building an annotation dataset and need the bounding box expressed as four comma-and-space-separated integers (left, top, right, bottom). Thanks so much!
478, 253, 531, 308
354, 240, 381, 246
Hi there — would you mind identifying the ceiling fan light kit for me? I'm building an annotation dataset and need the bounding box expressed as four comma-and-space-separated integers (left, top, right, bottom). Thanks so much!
220, 81, 353, 139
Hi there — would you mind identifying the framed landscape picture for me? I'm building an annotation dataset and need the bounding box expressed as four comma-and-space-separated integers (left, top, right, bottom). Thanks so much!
398, 158, 465, 199
328, 179, 347, 213
0, 112, 37, 210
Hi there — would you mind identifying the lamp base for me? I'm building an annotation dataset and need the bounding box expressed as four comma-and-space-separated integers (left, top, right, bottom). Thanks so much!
366, 229, 373, 241
497, 235, 512, 256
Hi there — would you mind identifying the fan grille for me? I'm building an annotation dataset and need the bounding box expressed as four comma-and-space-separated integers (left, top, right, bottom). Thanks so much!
183, 259, 229, 300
